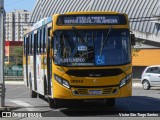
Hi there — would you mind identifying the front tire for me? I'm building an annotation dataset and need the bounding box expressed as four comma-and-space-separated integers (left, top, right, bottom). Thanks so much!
48, 98, 70, 108
142, 80, 150, 90
48, 98, 57, 108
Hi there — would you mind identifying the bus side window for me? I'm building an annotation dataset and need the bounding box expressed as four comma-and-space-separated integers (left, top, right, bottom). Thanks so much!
38, 29, 40, 55
34, 33, 37, 54
48, 27, 51, 37
39, 29, 42, 54
30, 34, 33, 55
24, 36, 26, 55
28, 34, 31, 55
41, 28, 44, 54
43, 27, 46, 53
28, 34, 32, 55
26, 36, 29, 55
47, 27, 51, 48
32, 32, 34, 54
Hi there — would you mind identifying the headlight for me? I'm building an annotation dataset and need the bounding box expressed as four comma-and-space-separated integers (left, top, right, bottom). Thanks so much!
120, 74, 132, 88
54, 74, 70, 89
62, 80, 70, 89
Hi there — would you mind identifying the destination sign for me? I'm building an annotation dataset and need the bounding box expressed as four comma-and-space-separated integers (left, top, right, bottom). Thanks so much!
57, 14, 127, 25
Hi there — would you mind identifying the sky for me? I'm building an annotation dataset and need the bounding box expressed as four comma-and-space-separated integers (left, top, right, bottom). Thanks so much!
4, 0, 37, 12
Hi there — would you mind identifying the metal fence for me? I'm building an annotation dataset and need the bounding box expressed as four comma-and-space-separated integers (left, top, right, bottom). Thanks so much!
4, 70, 23, 76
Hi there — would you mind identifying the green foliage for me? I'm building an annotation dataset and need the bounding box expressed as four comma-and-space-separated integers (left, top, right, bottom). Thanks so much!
13, 46, 23, 65
132, 39, 145, 57
4, 63, 14, 69
132, 47, 140, 57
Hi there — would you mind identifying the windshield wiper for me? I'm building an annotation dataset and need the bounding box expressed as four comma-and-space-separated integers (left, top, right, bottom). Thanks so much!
100, 25, 112, 56
72, 26, 87, 46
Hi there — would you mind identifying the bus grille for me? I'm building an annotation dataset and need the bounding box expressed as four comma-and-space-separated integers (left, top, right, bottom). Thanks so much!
72, 87, 118, 96
66, 69, 123, 77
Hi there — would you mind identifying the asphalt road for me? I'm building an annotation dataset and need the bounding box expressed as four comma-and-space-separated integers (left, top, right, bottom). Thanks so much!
2, 81, 160, 119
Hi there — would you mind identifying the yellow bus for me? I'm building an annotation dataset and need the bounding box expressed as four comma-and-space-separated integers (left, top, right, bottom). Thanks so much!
23, 12, 135, 108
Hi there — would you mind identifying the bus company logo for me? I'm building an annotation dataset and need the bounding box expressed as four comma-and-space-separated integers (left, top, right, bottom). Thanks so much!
2, 112, 11, 117
93, 79, 97, 84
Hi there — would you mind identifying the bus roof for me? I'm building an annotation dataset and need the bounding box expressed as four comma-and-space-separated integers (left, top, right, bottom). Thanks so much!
63, 11, 126, 15
31, 17, 52, 31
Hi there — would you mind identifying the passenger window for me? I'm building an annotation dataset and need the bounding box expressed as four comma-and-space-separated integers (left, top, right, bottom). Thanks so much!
158, 68, 160, 74
38, 30, 40, 54
32, 33, 34, 54
39, 29, 42, 54
41, 28, 44, 53
146, 68, 151, 73
34, 33, 38, 54
24, 36, 26, 55
43, 27, 46, 53
29, 34, 32, 55
26, 36, 29, 55
149, 67, 159, 74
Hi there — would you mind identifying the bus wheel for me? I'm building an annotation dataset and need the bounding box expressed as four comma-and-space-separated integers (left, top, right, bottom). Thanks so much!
48, 98, 57, 108
30, 90, 37, 98
38, 94, 45, 99
105, 98, 115, 106
48, 98, 68, 108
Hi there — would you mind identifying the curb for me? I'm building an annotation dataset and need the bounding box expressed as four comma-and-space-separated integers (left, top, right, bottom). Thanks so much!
5, 81, 24, 85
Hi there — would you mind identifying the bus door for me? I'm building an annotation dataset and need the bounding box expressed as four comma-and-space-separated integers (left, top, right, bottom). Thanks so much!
24, 36, 28, 87
46, 26, 52, 96
28, 33, 35, 90
27, 34, 32, 89
41, 26, 47, 95
36, 28, 45, 95
33, 31, 37, 91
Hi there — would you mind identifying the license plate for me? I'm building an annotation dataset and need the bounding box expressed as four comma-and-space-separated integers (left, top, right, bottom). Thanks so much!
89, 90, 102, 95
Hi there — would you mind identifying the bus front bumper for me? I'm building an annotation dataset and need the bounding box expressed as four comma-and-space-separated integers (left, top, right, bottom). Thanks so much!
53, 80, 132, 99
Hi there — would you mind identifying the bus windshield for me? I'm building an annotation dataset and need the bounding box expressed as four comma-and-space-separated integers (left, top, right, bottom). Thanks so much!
53, 29, 131, 66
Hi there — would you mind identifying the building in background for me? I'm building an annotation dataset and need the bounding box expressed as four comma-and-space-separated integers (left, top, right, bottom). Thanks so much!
5, 10, 31, 41
5, 41, 23, 64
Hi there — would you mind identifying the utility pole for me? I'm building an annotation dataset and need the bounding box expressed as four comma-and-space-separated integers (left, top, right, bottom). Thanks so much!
0, 0, 5, 107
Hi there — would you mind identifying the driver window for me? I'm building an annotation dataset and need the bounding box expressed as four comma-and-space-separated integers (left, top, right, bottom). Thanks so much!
59, 32, 71, 58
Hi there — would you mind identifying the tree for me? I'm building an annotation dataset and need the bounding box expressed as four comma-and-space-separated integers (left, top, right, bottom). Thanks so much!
132, 39, 145, 57
13, 46, 23, 65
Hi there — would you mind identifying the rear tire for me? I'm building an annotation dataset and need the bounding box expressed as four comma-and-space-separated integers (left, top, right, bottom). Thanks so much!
38, 94, 45, 99
142, 80, 150, 90
30, 90, 37, 98
105, 98, 115, 106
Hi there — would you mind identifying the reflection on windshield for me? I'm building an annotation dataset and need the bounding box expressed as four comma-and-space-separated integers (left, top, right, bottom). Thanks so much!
53, 29, 131, 66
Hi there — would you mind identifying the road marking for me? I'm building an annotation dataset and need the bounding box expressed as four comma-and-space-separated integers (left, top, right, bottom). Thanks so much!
10, 100, 35, 111
7, 86, 24, 92
14, 91, 29, 98
132, 83, 142, 87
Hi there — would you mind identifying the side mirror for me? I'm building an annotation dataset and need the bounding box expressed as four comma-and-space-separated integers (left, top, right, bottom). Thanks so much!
131, 33, 136, 46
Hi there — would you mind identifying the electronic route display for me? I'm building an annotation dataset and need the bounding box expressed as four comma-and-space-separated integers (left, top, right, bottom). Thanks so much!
57, 14, 127, 25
